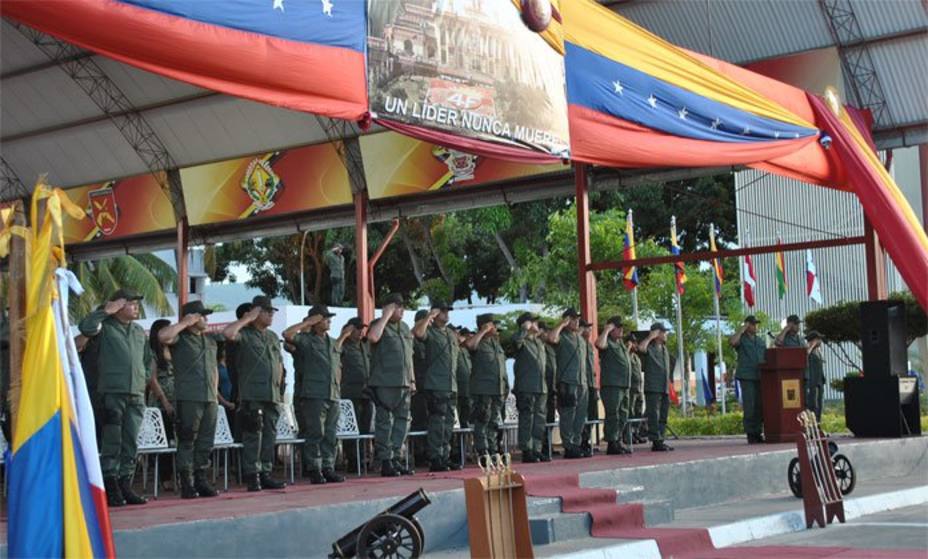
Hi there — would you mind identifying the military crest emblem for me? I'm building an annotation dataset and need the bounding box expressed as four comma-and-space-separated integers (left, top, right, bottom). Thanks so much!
432, 146, 478, 186
241, 155, 282, 213
88, 182, 119, 236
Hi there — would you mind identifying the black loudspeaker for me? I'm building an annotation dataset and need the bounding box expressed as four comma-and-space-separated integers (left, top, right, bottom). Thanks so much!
859, 301, 907, 379
845, 376, 921, 438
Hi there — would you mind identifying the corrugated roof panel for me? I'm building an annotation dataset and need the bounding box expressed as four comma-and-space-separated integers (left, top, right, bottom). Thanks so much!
860, 34, 928, 128
94, 56, 206, 108
0, 67, 103, 137
848, 0, 928, 39
0, 19, 49, 75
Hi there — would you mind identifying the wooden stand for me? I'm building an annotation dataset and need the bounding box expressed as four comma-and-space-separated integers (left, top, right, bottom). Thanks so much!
760, 347, 806, 443
796, 410, 845, 528
464, 454, 534, 559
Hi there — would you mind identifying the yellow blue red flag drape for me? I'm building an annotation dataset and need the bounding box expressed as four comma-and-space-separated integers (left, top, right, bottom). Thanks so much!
7, 182, 115, 558
623, 209, 639, 291
671, 216, 687, 296
709, 224, 724, 299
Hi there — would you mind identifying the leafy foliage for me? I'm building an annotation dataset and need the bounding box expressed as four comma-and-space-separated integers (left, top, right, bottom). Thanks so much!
69, 254, 176, 321
805, 291, 926, 346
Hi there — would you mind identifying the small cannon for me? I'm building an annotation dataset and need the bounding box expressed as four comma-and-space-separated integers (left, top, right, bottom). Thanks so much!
329, 489, 431, 559
788, 439, 856, 498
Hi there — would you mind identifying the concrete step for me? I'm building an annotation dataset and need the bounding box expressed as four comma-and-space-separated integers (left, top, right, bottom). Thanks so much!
529, 499, 674, 546
527, 484, 646, 515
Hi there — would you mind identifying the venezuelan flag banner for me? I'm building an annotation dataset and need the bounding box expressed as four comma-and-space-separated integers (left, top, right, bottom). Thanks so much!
709, 224, 724, 299
7, 184, 115, 558
2, 0, 368, 121
622, 209, 639, 291
670, 217, 687, 296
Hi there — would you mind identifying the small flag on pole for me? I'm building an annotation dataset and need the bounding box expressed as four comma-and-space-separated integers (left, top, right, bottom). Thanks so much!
709, 224, 724, 298
806, 249, 822, 304
623, 209, 639, 290
743, 253, 757, 308
671, 216, 687, 296
775, 236, 787, 300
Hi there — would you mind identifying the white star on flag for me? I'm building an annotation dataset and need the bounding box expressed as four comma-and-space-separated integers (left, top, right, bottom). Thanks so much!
273, 0, 284, 12
774, 131, 781, 139
678, 106, 688, 120
321, 0, 333, 16
742, 127, 751, 135
794, 133, 800, 138
710, 118, 721, 130
612, 80, 624, 95
647, 95, 657, 108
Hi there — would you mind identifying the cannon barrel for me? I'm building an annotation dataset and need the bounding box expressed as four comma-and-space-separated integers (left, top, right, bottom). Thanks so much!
330, 489, 431, 558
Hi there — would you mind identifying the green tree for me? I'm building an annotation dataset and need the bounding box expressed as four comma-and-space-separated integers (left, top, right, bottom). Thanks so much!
70, 254, 176, 320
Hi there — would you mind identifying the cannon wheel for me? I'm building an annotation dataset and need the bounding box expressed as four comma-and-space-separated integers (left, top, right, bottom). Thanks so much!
833, 454, 856, 496
787, 457, 802, 498
410, 517, 425, 552
356, 513, 423, 559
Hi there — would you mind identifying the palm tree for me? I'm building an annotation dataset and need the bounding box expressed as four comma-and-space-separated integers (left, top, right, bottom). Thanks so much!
70, 253, 177, 321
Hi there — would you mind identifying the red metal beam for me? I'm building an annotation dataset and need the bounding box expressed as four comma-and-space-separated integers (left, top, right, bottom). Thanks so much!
575, 164, 599, 380
367, 216, 400, 320
590, 236, 866, 271
354, 192, 371, 323
176, 217, 188, 310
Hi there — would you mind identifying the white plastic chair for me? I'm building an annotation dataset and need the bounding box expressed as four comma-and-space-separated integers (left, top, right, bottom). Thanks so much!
275, 404, 305, 483
136, 407, 176, 499
452, 407, 473, 468
212, 406, 243, 490
501, 394, 519, 453
336, 399, 374, 476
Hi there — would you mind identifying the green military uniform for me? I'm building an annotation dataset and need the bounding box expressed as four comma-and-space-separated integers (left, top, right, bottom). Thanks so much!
542, 341, 558, 453
422, 324, 459, 466
79, 307, 153, 481
629, 349, 645, 438
555, 330, 589, 453
172, 330, 221, 488
734, 332, 766, 438
599, 337, 631, 444
292, 331, 342, 473
806, 346, 825, 421
341, 337, 372, 467
456, 348, 472, 426
369, 320, 415, 466
512, 330, 547, 456
470, 335, 507, 455
231, 325, 284, 476
147, 360, 175, 411
780, 333, 805, 348
411, 333, 429, 433
325, 248, 345, 305
581, 338, 598, 451
642, 341, 671, 443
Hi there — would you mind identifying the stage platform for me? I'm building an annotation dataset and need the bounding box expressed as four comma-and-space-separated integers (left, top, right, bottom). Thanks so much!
2, 436, 925, 558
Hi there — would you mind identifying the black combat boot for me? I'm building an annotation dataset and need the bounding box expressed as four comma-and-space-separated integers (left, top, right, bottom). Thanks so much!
105, 477, 126, 507
246, 473, 262, 492
381, 460, 401, 477
307, 469, 327, 485
194, 472, 218, 497
259, 473, 286, 489
394, 460, 415, 476
322, 468, 345, 483
522, 450, 539, 464
118, 476, 148, 505
180, 475, 199, 499
606, 441, 623, 455
651, 441, 673, 452
447, 459, 463, 471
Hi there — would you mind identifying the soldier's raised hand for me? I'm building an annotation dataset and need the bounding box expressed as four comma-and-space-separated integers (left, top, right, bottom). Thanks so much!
382, 302, 396, 317
183, 312, 202, 326
244, 306, 262, 322
104, 298, 127, 315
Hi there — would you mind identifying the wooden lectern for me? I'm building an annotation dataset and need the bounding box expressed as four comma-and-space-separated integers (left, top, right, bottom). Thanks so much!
760, 347, 806, 443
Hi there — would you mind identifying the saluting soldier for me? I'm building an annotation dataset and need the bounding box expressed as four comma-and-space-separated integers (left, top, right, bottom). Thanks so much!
638, 322, 674, 452
467, 313, 508, 457
730, 315, 766, 444
283, 305, 351, 485
223, 295, 287, 491
627, 333, 646, 443
596, 317, 632, 455
775, 314, 805, 348
78, 289, 152, 507
410, 309, 430, 466
450, 326, 473, 466
547, 308, 589, 459
158, 301, 222, 499
512, 313, 548, 463
413, 301, 460, 472
340, 317, 372, 469
367, 293, 416, 477
804, 331, 826, 421
539, 322, 558, 458
325, 243, 346, 305
580, 321, 597, 457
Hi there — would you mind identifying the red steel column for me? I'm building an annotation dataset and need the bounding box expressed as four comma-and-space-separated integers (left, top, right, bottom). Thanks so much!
354, 191, 372, 324
575, 164, 599, 384
176, 217, 189, 309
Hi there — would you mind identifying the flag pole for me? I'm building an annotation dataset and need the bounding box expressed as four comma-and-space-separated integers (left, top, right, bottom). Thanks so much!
711, 224, 726, 415
627, 209, 640, 328
675, 290, 687, 415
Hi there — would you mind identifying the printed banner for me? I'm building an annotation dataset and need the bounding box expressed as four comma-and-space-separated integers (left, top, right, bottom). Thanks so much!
180, 142, 352, 226
367, 0, 570, 157
361, 132, 567, 200
61, 172, 176, 244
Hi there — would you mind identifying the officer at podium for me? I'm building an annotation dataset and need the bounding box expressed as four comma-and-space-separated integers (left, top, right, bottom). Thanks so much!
775, 315, 806, 348
730, 315, 767, 444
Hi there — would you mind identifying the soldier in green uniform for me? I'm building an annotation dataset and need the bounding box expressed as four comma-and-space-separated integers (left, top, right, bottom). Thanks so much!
325, 244, 345, 305
283, 304, 352, 484
596, 317, 632, 455
804, 331, 826, 421
158, 301, 222, 498
512, 313, 549, 463
367, 293, 416, 477
775, 314, 805, 348
449, 326, 473, 466
79, 289, 153, 506
638, 322, 674, 452
548, 308, 589, 459
730, 315, 766, 444
340, 317, 371, 470
147, 319, 176, 491
627, 333, 646, 443
410, 309, 430, 466
467, 313, 508, 457
223, 295, 287, 491
539, 322, 558, 458
580, 321, 598, 457
413, 301, 460, 472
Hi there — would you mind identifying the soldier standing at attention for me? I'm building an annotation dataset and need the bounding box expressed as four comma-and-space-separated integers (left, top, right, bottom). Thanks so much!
340, 317, 372, 469
804, 331, 826, 421
540, 322, 559, 458
730, 315, 766, 444
596, 317, 632, 455
367, 293, 416, 477
283, 305, 351, 484
775, 314, 805, 348
455, 327, 473, 427
413, 301, 460, 472
79, 289, 152, 507
467, 313, 508, 457
580, 320, 598, 457
325, 243, 345, 305
638, 323, 674, 452
410, 309, 430, 466
223, 296, 287, 491
627, 333, 646, 444
158, 301, 222, 499
512, 313, 548, 463
547, 308, 589, 459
